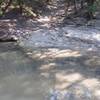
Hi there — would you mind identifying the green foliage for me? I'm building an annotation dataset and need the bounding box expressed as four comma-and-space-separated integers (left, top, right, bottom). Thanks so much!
88, 2, 97, 13
0, 0, 99, 18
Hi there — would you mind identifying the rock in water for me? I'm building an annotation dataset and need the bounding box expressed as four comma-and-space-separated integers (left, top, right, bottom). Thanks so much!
64, 84, 92, 100
47, 84, 92, 100
0, 30, 18, 42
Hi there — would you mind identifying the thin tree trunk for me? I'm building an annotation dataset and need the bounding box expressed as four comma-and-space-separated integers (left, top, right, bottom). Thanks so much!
2, 0, 13, 15
74, 0, 77, 13
87, 0, 95, 19
17, 0, 23, 14
64, 0, 70, 16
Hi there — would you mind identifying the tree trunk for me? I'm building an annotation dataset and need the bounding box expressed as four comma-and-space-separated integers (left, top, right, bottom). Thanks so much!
87, 0, 95, 20
17, 0, 23, 14
73, 0, 78, 13
2, 0, 13, 15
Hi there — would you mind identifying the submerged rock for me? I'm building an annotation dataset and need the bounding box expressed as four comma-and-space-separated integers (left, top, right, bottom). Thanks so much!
48, 84, 93, 100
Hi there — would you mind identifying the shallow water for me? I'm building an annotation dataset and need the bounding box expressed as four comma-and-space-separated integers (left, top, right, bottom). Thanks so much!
0, 42, 100, 100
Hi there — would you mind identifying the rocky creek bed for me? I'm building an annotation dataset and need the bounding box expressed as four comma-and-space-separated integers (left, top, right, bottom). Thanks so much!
0, 1, 100, 99
0, 18, 100, 99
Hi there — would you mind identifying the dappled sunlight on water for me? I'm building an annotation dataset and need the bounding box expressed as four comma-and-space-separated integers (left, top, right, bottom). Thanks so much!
0, 43, 100, 100
28, 48, 82, 60
93, 34, 100, 41
39, 63, 56, 71
84, 56, 100, 66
